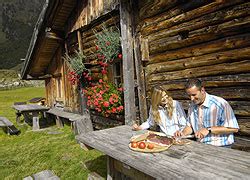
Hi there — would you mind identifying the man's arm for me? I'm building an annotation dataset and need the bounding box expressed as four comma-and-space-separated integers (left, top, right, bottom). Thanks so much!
195, 126, 239, 139
208, 126, 238, 134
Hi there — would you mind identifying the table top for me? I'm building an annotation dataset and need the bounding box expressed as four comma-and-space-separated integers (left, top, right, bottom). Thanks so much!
77, 125, 250, 179
12, 104, 49, 112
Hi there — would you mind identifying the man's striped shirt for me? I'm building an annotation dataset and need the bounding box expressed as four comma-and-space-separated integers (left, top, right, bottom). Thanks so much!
187, 93, 239, 146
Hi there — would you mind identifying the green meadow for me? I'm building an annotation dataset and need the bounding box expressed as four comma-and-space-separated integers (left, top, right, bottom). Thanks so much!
0, 87, 106, 179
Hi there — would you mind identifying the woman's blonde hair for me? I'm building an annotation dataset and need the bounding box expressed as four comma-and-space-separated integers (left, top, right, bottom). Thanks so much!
151, 87, 173, 124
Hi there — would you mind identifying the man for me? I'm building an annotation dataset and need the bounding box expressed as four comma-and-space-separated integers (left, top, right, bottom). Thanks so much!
174, 79, 239, 146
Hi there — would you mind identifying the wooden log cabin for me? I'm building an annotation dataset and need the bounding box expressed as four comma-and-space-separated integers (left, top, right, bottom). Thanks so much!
21, 0, 250, 151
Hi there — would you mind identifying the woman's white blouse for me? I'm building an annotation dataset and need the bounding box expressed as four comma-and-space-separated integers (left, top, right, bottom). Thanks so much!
140, 100, 187, 136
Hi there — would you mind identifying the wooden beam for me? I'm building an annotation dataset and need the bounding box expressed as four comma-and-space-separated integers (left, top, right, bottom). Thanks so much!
120, 0, 136, 125
77, 30, 83, 52
134, 34, 148, 123
45, 31, 63, 41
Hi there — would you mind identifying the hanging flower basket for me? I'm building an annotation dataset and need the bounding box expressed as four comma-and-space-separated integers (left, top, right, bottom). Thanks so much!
63, 50, 92, 86
94, 25, 121, 64
93, 25, 122, 76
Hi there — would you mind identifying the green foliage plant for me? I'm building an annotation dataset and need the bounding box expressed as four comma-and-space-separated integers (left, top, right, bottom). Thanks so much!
93, 25, 121, 64
63, 50, 87, 76
63, 50, 91, 85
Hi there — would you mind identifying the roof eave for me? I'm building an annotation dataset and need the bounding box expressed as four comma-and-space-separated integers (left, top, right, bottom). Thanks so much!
21, 0, 52, 80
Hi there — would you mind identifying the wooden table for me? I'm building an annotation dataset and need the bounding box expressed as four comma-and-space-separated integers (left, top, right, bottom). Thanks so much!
77, 125, 250, 180
12, 104, 49, 130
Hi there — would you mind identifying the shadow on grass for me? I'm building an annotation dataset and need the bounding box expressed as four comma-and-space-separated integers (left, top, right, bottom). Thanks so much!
84, 155, 107, 178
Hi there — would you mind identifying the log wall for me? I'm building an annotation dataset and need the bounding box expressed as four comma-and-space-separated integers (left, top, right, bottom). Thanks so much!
67, 0, 119, 33
45, 47, 63, 107
45, 46, 81, 113
137, 1, 250, 140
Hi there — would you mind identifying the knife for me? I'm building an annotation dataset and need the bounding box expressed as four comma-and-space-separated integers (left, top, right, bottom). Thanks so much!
177, 134, 195, 139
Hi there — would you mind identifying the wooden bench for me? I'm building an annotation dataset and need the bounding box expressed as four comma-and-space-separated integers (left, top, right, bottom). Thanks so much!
46, 108, 93, 135
0, 116, 20, 135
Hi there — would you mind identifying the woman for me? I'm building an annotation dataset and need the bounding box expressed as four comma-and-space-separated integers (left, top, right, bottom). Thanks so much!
133, 87, 187, 136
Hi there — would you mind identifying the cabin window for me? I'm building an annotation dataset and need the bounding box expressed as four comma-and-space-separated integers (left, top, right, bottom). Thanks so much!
109, 59, 122, 86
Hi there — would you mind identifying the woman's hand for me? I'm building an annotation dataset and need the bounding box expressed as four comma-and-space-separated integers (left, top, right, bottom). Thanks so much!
174, 130, 183, 138
174, 126, 193, 138
132, 124, 142, 131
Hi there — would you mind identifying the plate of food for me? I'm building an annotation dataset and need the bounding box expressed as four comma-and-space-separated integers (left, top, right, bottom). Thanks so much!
129, 141, 171, 153
129, 131, 173, 153
129, 131, 192, 152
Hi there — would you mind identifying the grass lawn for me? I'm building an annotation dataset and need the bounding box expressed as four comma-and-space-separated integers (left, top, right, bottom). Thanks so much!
0, 87, 106, 179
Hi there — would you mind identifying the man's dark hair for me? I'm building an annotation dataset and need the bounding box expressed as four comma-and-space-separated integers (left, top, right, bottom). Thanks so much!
185, 78, 203, 90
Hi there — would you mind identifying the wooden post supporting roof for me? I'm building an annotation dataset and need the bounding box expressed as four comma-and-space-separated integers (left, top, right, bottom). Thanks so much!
120, 0, 136, 125
134, 34, 148, 123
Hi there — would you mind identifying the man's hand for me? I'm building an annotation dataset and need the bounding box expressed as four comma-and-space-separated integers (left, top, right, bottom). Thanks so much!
195, 128, 209, 139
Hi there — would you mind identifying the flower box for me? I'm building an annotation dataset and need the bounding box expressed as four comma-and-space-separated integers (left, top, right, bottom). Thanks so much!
90, 110, 124, 130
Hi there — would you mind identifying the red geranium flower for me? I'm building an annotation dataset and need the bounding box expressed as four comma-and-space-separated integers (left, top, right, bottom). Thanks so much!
84, 81, 124, 117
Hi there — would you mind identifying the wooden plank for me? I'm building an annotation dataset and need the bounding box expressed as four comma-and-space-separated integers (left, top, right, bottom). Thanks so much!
119, 0, 136, 125
76, 125, 250, 179
232, 136, 250, 152
73, 114, 93, 135
47, 108, 93, 133
139, 0, 219, 30
141, 1, 247, 36
169, 86, 250, 100
0, 121, 6, 127
0, 116, 13, 126
148, 73, 250, 90
237, 121, 250, 137
148, 60, 250, 83
139, 0, 179, 20
146, 47, 250, 75
149, 15, 250, 54
12, 104, 49, 112
47, 108, 83, 120
149, 33, 250, 64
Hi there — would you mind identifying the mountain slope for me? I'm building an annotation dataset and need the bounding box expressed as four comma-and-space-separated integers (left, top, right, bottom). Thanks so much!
0, 0, 44, 69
